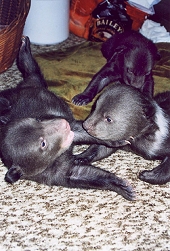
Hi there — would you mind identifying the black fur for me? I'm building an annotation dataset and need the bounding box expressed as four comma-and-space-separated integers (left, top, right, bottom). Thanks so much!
81, 83, 170, 185
0, 37, 135, 201
72, 31, 160, 106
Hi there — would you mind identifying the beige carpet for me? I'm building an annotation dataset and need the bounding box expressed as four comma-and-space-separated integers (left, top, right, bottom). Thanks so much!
0, 34, 169, 251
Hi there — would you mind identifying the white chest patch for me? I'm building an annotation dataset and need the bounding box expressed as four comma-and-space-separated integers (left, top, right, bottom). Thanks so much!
148, 103, 169, 157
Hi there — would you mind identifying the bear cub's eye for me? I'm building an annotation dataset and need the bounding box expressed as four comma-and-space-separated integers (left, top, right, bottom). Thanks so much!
41, 141, 46, 148
105, 116, 113, 123
40, 137, 47, 150
127, 68, 133, 74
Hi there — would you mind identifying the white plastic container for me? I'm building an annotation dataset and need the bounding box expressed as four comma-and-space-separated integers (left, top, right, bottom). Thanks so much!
23, 0, 69, 45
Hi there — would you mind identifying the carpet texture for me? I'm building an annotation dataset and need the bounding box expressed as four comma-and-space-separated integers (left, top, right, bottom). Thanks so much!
0, 34, 169, 251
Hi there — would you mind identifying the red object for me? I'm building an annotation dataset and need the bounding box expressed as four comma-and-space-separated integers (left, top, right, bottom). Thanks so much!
125, 2, 149, 31
69, 0, 103, 38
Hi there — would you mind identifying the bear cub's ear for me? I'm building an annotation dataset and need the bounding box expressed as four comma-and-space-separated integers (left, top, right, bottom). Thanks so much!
5, 165, 23, 184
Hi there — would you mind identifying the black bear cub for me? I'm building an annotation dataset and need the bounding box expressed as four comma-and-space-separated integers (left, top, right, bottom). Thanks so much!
83, 83, 170, 185
72, 31, 159, 106
0, 37, 134, 201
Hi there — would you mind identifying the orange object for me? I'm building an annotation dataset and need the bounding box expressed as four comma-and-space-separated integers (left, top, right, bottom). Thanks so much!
69, 0, 103, 38
125, 2, 149, 31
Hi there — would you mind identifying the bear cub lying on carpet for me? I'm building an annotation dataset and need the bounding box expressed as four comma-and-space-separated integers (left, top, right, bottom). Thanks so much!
82, 83, 170, 185
0, 37, 134, 201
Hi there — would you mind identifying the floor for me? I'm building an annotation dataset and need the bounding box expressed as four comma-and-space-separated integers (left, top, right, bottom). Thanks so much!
0, 33, 169, 251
